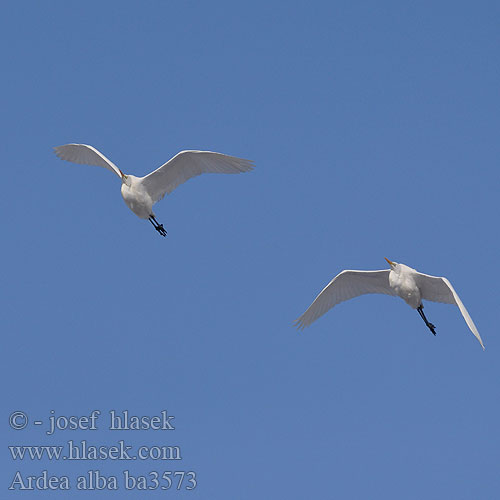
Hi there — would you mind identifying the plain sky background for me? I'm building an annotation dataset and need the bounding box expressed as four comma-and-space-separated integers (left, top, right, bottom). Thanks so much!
2, 1, 499, 498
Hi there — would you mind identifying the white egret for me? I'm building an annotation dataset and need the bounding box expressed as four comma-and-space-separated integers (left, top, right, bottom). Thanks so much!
295, 258, 484, 349
54, 143, 254, 236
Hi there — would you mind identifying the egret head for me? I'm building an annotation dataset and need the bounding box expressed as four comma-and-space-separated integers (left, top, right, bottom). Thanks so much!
384, 257, 397, 269
120, 170, 131, 186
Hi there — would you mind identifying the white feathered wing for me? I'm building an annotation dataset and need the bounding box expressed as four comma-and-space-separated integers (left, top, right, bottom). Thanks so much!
415, 272, 484, 349
295, 270, 396, 330
53, 144, 122, 178
139, 150, 254, 203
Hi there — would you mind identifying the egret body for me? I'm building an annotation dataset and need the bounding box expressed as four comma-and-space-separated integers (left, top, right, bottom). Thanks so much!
295, 258, 484, 349
54, 143, 254, 237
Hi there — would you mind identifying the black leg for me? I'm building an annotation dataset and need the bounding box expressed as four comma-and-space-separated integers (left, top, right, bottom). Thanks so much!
149, 216, 167, 237
417, 304, 436, 336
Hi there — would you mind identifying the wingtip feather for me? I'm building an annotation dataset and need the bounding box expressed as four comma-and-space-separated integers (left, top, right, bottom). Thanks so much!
293, 315, 309, 331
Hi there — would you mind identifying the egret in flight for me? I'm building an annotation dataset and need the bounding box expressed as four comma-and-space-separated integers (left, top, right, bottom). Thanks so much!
295, 258, 484, 349
54, 143, 254, 237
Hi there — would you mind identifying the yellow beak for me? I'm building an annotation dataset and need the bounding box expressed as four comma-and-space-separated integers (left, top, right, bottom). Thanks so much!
384, 257, 394, 266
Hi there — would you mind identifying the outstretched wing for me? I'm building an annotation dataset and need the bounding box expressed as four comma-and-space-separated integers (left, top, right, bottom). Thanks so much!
415, 272, 484, 349
295, 270, 395, 330
54, 143, 122, 178
139, 150, 254, 203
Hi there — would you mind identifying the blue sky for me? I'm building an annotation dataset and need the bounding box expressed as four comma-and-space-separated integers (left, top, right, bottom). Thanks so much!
2, 1, 499, 498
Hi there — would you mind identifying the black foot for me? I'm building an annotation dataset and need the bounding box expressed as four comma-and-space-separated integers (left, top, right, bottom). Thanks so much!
155, 224, 167, 237
417, 305, 437, 336
149, 216, 167, 237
